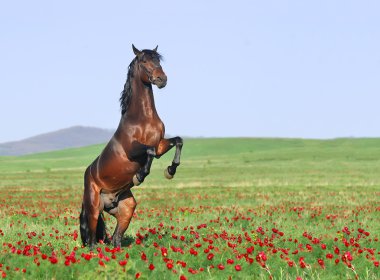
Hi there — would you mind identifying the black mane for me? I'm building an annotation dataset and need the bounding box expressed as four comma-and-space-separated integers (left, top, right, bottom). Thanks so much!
119, 50, 162, 115
119, 57, 137, 115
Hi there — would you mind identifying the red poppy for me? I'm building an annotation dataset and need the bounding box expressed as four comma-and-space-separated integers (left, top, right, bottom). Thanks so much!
141, 252, 147, 261
235, 264, 242, 271
207, 253, 214, 260
318, 259, 325, 269
166, 263, 173, 270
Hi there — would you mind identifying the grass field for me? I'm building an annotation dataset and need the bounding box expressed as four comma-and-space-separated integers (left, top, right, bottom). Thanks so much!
0, 138, 379, 279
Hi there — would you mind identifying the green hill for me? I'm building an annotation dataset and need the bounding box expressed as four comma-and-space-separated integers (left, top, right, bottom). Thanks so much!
0, 138, 379, 190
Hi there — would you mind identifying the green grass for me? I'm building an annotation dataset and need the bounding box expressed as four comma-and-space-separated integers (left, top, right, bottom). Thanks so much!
0, 138, 379, 279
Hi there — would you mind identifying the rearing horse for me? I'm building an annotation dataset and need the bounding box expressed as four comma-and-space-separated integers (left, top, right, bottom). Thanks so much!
80, 45, 183, 249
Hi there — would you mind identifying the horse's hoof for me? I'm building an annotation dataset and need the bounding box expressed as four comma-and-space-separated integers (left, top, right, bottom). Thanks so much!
104, 236, 111, 245
133, 175, 141, 186
164, 167, 173, 180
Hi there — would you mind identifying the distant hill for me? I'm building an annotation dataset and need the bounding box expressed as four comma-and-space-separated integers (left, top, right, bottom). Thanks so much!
0, 126, 114, 156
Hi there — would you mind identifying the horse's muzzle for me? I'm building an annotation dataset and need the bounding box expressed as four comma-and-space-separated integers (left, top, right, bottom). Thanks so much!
153, 76, 167, 88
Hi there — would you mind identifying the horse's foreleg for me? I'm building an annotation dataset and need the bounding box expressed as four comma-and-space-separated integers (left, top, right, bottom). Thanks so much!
111, 190, 137, 248
156, 137, 183, 179
133, 145, 156, 186
131, 144, 156, 186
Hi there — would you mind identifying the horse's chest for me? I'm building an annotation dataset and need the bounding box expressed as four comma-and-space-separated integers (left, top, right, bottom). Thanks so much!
141, 121, 164, 145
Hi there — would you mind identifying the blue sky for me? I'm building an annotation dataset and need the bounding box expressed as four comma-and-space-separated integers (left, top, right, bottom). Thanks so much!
1, 1, 379, 143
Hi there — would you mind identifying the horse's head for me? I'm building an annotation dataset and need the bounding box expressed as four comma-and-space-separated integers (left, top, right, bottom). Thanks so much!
132, 44, 167, 89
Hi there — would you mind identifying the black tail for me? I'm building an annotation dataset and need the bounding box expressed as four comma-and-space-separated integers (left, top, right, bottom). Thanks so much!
96, 212, 110, 244
79, 203, 110, 246
79, 203, 89, 246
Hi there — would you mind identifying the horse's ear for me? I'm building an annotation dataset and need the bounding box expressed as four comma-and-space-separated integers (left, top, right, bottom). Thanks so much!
153, 45, 158, 52
132, 44, 142, 56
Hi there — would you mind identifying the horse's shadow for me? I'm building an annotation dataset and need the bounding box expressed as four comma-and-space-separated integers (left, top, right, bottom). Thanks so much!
121, 235, 135, 247
103, 233, 141, 247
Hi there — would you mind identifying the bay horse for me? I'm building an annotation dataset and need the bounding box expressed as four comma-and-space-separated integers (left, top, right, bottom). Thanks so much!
79, 45, 183, 249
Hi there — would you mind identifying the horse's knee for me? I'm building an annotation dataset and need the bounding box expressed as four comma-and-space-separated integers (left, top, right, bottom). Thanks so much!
116, 190, 136, 212
114, 198, 137, 230
127, 197, 137, 210
175, 136, 183, 147
120, 197, 137, 217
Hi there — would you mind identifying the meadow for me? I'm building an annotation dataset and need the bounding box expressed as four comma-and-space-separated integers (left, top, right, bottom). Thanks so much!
0, 138, 379, 279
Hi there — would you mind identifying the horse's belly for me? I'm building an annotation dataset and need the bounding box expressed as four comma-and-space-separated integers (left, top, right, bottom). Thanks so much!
98, 160, 139, 190
94, 141, 140, 190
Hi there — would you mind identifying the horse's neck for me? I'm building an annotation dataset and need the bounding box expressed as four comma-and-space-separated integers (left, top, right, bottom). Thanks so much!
127, 77, 158, 119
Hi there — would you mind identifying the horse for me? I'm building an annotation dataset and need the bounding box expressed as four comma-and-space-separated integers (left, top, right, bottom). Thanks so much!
79, 45, 183, 249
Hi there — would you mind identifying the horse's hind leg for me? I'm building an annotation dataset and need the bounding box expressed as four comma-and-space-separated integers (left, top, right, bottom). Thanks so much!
156, 137, 183, 179
110, 189, 137, 247
80, 167, 101, 250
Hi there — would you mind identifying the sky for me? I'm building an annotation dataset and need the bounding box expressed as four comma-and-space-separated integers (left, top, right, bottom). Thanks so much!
0, 1, 379, 143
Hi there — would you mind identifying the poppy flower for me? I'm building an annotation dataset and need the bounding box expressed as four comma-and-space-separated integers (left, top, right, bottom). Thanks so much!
235, 264, 242, 271
166, 263, 173, 270
207, 253, 214, 260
